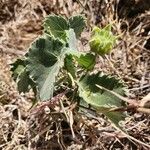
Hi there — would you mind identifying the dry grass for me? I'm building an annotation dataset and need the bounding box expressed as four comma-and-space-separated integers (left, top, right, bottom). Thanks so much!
0, 0, 150, 149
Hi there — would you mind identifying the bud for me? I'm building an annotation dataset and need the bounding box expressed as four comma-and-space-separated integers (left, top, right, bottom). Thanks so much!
89, 25, 117, 56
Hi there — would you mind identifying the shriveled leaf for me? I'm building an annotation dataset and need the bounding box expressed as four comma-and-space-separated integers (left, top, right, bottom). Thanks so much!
26, 34, 66, 101
78, 72, 125, 109
89, 25, 117, 55
44, 15, 69, 41
69, 15, 86, 38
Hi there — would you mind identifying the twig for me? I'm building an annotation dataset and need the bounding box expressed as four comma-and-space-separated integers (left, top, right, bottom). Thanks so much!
96, 84, 150, 114
136, 107, 150, 114
113, 124, 150, 149
0, 48, 25, 55
30, 91, 67, 115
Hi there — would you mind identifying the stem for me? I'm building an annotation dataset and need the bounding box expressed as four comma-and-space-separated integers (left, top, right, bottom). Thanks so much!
96, 84, 150, 114
96, 84, 139, 106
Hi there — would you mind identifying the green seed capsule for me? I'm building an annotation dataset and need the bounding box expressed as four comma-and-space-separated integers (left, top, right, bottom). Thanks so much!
89, 25, 117, 56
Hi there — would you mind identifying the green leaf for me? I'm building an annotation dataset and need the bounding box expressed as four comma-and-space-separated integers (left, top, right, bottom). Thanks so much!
78, 72, 125, 109
69, 15, 86, 38
43, 15, 69, 41
11, 59, 26, 80
75, 53, 96, 70
26, 34, 66, 101
11, 59, 36, 93
65, 29, 95, 70
64, 55, 76, 78
66, 29, 77, 51
78, 72, 126, 127
43, 15, 86, 41
17, 69, 35, 93
64, 52, 96, 78
104, 111, 126, 128
89, 25, 117, 56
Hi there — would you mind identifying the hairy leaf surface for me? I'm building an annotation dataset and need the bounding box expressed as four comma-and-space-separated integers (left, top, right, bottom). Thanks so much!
78, 72, 126, 126
11, 59, 26, 80
66, 29, 77, 51
11, 59, 35, 93
26, 34, 66, 100
44, 15, 85, 41
69, 15, 85, 38
44, 15, 69, 41
78, 72, 125, 109
64, 55, 76, 78
17, 69, 35, 93
75, 53, 96, 70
